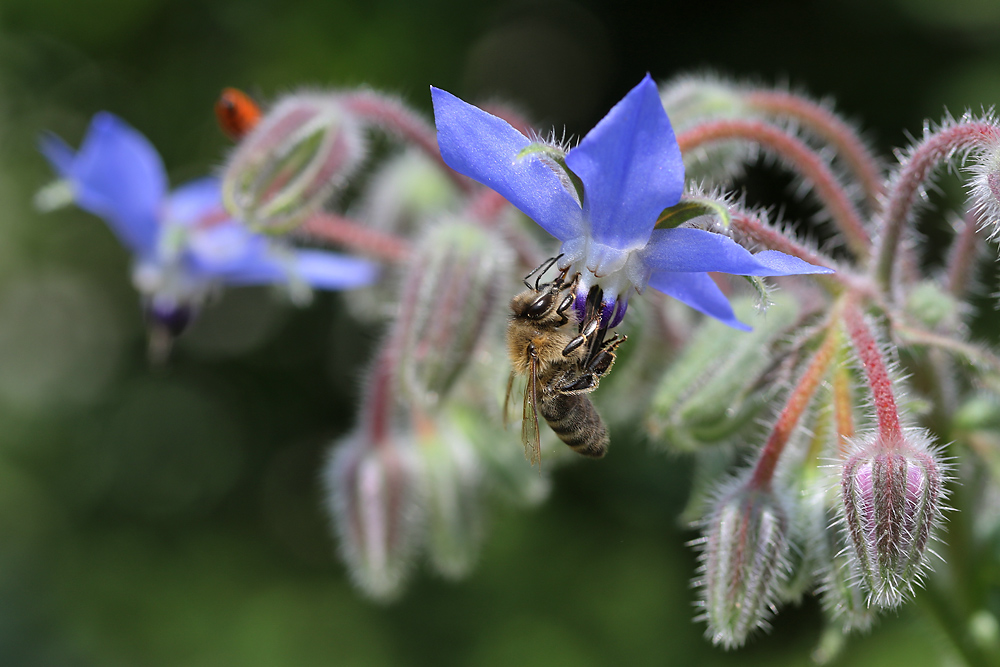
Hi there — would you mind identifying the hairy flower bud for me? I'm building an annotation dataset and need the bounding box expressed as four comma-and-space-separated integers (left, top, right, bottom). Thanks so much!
659, 75, 752, 184
355, 149, 459, 236
694, 480, 790, 649
647, 294, 800, 451
324, 430, 423, 602
416, 413, 484, 579
396, 220, 512, 407
840, 429, 948, 608
222, 93, 366, 233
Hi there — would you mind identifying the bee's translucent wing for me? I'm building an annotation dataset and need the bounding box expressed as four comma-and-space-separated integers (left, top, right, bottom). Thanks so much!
521, 355, 541, 467
503, 371, 516, 429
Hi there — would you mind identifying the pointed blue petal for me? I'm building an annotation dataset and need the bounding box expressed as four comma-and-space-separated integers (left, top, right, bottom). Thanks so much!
647, 270, 750, 331
39, 133, 76, 177
66, 113, 167, 256
290, 250, 378, 289
188, 223, 377, 290
431, 87, 583, 241
641, 228, 834, 276
564, 75, 683, 249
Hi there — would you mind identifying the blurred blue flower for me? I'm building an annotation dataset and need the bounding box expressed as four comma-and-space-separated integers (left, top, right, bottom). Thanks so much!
432, 75, 832, 330
40, 112, 377, 335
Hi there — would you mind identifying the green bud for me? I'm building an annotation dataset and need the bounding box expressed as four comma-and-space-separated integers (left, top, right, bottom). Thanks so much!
416, 413, 484, 579
396, 220, 512, 408
904, 280, 960, 330
222, 93, 366, 233
659, 75, 753, 184
694, 479, 790, 649
646, 294, 801, 451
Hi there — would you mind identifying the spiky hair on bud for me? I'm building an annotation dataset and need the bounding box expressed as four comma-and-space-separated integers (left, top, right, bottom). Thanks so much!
323, 430, 425, 603
222, 91, 368, 233
963, 109, 1000, 239
691, 474, 792, 649
837, 428, 951, 609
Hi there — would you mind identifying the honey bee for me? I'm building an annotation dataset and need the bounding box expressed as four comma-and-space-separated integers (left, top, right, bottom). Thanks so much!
505, 257, 625, 466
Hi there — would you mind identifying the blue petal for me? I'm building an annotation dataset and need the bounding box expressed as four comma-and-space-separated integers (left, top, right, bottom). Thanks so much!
564, 75, 683, 250
187, 223, 267, 274
431, 87, 584, 241
39, 133, 76, 177
164, 178, 224, 227
290, 250, 378, 289
188, 225, 377, 290
647, 270, 751, 331
641, 228, 834, 276
62, 113, 167, 256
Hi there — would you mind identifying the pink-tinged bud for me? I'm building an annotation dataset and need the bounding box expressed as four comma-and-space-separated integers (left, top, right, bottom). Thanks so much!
840, 429, 949, 609
324, 430, 423, 602
693, 480, 790, 649
396, 220, 512, 407
222, 93, 366, 233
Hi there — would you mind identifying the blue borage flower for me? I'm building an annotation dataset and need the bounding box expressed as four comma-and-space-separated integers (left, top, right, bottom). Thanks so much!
432, 75, 832, 330
40, 112, 377, 334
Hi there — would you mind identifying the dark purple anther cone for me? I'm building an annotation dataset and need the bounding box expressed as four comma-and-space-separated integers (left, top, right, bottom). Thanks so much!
146, 302, 193, 337
571, 289, 627, 331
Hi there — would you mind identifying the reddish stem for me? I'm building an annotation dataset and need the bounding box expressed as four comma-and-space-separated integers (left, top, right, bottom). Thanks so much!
750, 323, 839, 490
874, 120, 1000, 294
365, 345, 397, 448
946, 207, 984, 299
832, 348, 855, 458
300, 212, 412, 263
677, 119, 871, 260
744, 90, 884, 210
842, 299, 902, 444
340, 90, 473, 193
730, 211, 837, 270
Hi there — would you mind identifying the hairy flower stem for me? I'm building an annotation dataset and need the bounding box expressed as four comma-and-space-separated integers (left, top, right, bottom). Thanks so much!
340, 91, 473, 193
874, 120, 1000, 295
677, 119, 871, 260
842, 299, 901, 443
300, 212, 412, 262
946, 209, 984, 299
743, 90, 884, 210
729, 211, 843, 292
749, 321, 840, 490
832, 343, 855, 457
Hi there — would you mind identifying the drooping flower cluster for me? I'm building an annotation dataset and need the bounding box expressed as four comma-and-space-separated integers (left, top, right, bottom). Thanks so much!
36, 66, 1000, 665
39, 112, 377, 349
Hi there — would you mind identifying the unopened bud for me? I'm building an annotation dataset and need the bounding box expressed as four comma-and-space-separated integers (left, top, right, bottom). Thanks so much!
396, 219, 512, 407
222, 93, 366, 233
818, 503, 876, 632
324, 430, 423, 602
694, 480, 790, 649
969, 120, 1000, 236
416, 412, 483, 579
659, 75, 753, 184
355, 148, 459, 237
647, 294, 800, 451
840, 429, 948, 608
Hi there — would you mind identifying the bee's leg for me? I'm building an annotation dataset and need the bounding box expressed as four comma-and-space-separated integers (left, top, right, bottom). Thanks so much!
563, 284, 606, 356
585, 334, 627, 379
555, 372, 597, 395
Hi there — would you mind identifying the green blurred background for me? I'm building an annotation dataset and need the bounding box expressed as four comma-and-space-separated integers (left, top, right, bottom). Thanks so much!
0, 0, 997, 664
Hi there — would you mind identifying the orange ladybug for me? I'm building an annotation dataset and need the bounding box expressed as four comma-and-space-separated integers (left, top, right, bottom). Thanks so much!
215, 87, 261, 140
